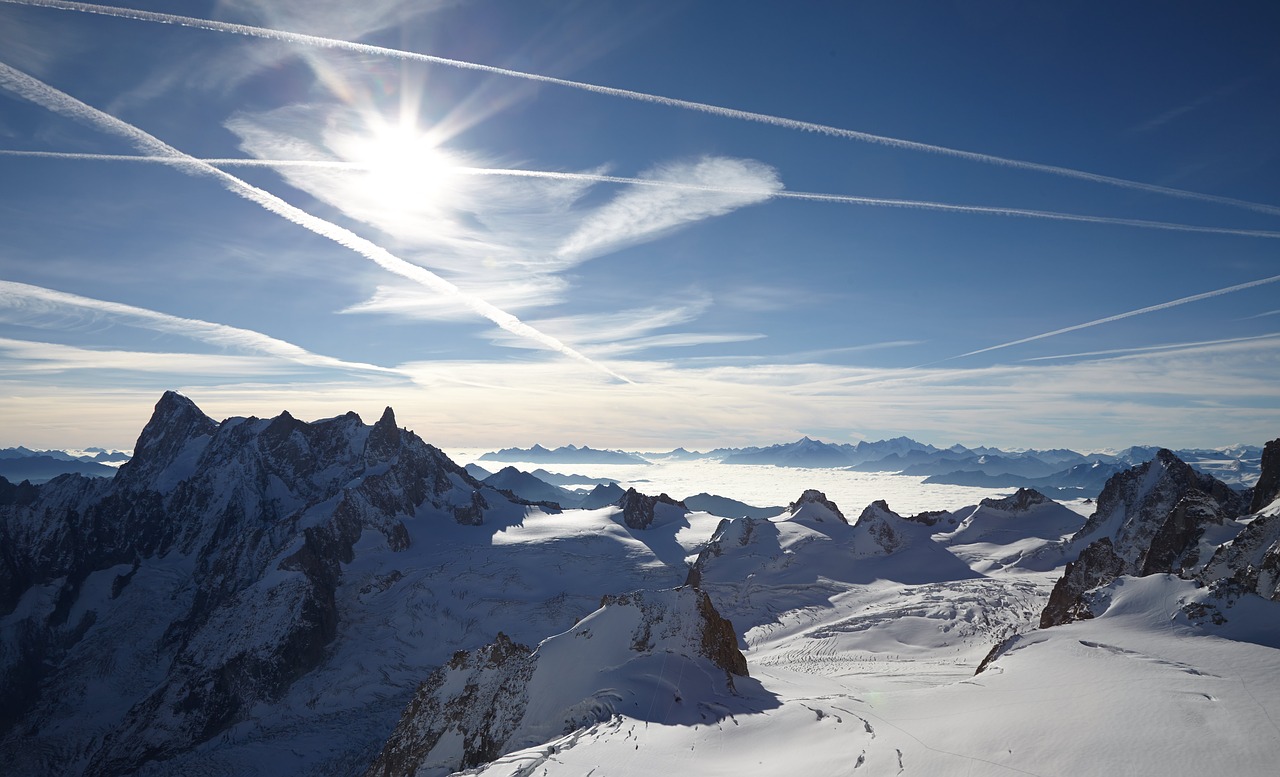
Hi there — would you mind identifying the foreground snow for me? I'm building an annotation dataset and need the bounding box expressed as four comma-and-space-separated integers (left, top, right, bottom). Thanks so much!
468, 573, 1280, 776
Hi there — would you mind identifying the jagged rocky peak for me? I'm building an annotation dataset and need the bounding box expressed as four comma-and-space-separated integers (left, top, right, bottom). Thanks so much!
1251, 438, 1280, 514
364, 406, 401, 463
1038, 449, 1250, 629
116, 390, 218, 488
787, 489, 847, 523
1073, 448, 1246, 573
617, 487, 686, 530
850, 499, 909, 554
367, 587, 746, 777
980, 487, 1051, 513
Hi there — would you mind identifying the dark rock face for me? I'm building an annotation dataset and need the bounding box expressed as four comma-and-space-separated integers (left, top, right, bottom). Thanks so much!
787, 489, 847, 523
694, 587, 750, 679
1251, 438, 1280, 514
599, 588, 748, 681
366, 633, 536, 777
852, 500, 907, 553
980, 488, 1051, 513
1038, 450, 1247, 628
1068, 450, 1245, 574
1201, 512, 1280, 602
1040, 538, 1126, 628
367, 587, 746, 777
0, 392, 508, 775
617, 487, 686, 530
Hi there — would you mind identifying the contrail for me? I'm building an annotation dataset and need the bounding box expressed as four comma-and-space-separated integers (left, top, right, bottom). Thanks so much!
5, 0, 1280, 218
1020, 332, 1280, 362
0, 279, 403, 376
0, 62, 631, 383
951, 273, 1280, 360
6, 150, 1280, 241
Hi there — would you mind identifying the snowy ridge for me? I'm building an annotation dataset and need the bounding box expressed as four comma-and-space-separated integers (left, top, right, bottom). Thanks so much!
367, 587, 747, 777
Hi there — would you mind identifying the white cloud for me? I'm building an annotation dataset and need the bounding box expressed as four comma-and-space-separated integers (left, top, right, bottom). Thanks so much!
554, 157, 781, 265
228, 105, 781, 350
0, 279, 401, 376
0, 336, 298, 376
215, 0, 447, 39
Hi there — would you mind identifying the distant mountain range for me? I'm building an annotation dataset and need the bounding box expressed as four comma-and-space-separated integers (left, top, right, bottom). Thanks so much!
478, 444, 649, 465
475, 436, 1264, 498
0, 446, 131, 484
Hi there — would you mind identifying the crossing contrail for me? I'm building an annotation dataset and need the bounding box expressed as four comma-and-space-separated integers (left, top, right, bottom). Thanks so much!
4, 0, 1280, 218
4, 149, 1278, 241
952, 273, 1280, 360
0, 62, 631, 383
1020, 332, 1280, 362
0, 279, 404, 376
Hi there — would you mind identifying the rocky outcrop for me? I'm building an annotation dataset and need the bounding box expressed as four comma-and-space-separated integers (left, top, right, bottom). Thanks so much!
617, 487, 686, 530
366, 633, 536, 777
1072, 449, 1245, 572
1040, 538, 1126, 627
851, 500, 908, 554
1251, 438, 1280, 514
980, 487, 1051, 513
367, 587, 746, 777
1200, 512, 1280, 601
787, 489, 847, 523
1038, 450, 1247, 628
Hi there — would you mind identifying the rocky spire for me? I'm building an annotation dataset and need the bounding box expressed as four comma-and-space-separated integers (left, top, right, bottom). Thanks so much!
364, 406, 401, 464
1250, 438, 1280, 514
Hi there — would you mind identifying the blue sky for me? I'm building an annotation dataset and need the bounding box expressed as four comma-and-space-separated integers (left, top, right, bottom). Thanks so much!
0, 0, 1277, 452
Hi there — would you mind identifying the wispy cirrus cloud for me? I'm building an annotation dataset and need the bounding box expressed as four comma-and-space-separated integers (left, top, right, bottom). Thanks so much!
227, 103, 783, 336
1021, 332, 1280, 362
944, 272, 1280, 362
553, 157, 782, 266
0, 278, 402, 375
0, 336, 299, 376
481, 295, 766, 357
2, 332, 1275, 452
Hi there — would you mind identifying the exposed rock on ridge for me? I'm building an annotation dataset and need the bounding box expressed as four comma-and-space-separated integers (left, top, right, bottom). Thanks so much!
367, 587, 746, 777
617, 487, 686, 530
787, 489, 847, 523
1040, 450, 1247, 628
1250, 438, 1280, 514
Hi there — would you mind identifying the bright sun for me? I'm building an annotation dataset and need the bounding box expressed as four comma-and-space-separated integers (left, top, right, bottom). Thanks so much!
345, 121, 459, 209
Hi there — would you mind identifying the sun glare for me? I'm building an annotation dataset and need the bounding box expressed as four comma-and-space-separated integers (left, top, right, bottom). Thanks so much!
346, 121, 459, 209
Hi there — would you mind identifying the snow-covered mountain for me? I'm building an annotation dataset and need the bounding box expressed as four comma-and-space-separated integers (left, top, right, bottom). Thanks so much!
3, 393, 1278, 776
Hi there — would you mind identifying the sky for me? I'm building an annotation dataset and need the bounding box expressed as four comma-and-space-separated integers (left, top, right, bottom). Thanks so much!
0, 0, 1278, 453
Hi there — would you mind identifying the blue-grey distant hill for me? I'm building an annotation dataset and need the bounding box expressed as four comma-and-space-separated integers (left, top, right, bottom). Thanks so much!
694, 436, 1262, 497
482, 466, 582, 506
681, 493, 784, 520
0, 455, 118, 484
